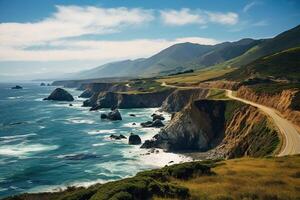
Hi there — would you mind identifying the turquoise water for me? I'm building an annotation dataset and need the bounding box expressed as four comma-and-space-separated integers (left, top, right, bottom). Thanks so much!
0, 82, 188, 198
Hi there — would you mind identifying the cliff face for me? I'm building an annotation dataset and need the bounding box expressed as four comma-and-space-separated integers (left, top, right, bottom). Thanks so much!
86, 89, 174, 109
160, 88, 209, 113
237, 86, 300, 127
81, 83, 131, 107
143, 99, 279, 158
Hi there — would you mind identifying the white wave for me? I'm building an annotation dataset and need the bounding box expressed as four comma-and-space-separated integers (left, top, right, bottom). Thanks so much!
7, 96, 23, 99
122, 122, 139, 128
34, 98, 44, 101
92, 143, 107, 147
27, 178, 116, 194
87, 129, 117, 135
0, 133, 36, 140
0, 143, 59, 157
56, 153, 78, 159
66, 118, 95, 124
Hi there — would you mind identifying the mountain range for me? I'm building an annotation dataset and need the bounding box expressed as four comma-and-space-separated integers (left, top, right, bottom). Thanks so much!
69, 25, 300, 80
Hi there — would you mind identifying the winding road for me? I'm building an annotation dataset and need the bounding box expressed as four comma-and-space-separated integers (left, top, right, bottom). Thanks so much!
226, 90, 300, 156
162, 82, 300, 156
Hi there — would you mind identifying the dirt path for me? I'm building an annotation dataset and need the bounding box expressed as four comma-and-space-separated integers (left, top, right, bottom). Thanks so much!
161, 82, 300, 156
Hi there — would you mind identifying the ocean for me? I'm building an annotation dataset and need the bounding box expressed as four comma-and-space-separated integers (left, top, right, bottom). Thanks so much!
0, 82, 190, 198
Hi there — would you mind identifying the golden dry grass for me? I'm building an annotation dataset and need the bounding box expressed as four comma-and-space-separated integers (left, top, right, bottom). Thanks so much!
157, 67, 235, 85
155, 155, 300, 200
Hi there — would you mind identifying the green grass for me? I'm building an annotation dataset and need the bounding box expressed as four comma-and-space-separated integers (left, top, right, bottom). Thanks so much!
6, 156, 300, 200
157, 67, 235, 85
223, 47, 300, 82
118, 79, 169, 94
207, 89, 228, 100
248, 82, 300, 95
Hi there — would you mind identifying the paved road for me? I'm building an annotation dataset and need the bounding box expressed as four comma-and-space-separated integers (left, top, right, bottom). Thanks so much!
161, 82, 300, 156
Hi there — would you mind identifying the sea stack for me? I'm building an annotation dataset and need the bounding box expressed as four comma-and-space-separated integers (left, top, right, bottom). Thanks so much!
43, 88, 74, 101
11, 85, 22, 89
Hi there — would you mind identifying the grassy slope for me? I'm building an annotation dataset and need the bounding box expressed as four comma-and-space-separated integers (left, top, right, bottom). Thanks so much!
6, 156, 300, 200
224, 47, 300, 81
164, 155, 300, 200
217, 24, 300, 68
157, 67, 235, 85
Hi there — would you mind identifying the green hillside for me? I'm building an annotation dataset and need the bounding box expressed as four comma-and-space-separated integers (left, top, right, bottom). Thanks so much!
223, 47, 300, 81
71, 40, 260, 79
221, 25, 300, 67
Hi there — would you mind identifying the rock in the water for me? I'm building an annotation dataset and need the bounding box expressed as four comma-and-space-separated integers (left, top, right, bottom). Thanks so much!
152, 119, 164, 127
69, 104, 73, 106
43, 88, 74, 101
152, 114, 165, 121
47, 83, 51, 86
110, 134, 127, 140
40, 83, 46, 86
141, 119, 164, 128
100, 113, 108, 119
107, 109, 122, 120
11, 85, 22, 89
128, 133, 141, 145
129, 114, 136, 117
132, 123, 136, 125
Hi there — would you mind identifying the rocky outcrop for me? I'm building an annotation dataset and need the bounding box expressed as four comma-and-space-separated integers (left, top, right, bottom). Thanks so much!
101, 109, 122, 120
152, 114, 165, 121
87, 89, 173, 110
43, 88, 74, 101
40, 83, 46, 86
237, 86, 300, 127
141, 119, 164, 128
110, 134, 127, 140
160, 88, 209, 113
128, 133, 142, 145
11, 85, 22, 89
142, 99, 279, 158
79, 89, 94, 98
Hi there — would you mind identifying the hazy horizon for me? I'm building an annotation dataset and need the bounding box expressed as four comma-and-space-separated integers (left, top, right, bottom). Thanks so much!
0, 0, 299, 80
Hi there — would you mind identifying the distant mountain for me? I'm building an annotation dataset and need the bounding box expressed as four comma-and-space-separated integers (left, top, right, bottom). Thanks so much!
223, 25, 300, 67
73, 40, 260, 79
196, 38, 264, 66
223, 47, 300, 81
70, 25, 300, 80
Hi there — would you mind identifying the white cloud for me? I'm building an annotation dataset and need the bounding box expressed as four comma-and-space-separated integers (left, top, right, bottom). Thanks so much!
160, 8, 239, 26
243, 2, 260, 13
0, 5, 154, 48
0, 37, 219, 62
160, 8, 205, 25
206, 12, 239, 25
0, 5, 223, 63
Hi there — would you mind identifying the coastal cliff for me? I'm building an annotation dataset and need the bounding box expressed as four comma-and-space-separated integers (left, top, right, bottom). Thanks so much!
89, 89, 174, 109
160, 88, 210, 112
237, 86, 300, 127
142, 99, 279, 158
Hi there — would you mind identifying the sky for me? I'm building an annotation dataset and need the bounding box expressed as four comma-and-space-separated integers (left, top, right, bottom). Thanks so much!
0, 0, 299, 79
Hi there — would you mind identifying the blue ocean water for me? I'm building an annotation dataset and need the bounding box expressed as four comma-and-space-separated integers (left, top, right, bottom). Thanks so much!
0, 82, 188, 198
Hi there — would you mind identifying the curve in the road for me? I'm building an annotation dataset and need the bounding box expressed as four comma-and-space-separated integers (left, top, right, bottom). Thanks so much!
161, 82, 300, 156
226, 90, 300, 156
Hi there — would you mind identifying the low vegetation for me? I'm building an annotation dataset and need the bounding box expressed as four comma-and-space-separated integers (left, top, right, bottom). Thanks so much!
247, 82, 300, 95
207, 89, 228, 100
223, 47, 300, 82
119, 79, 169, 94
157, 67, 235, 85
6, 156, 300, 200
